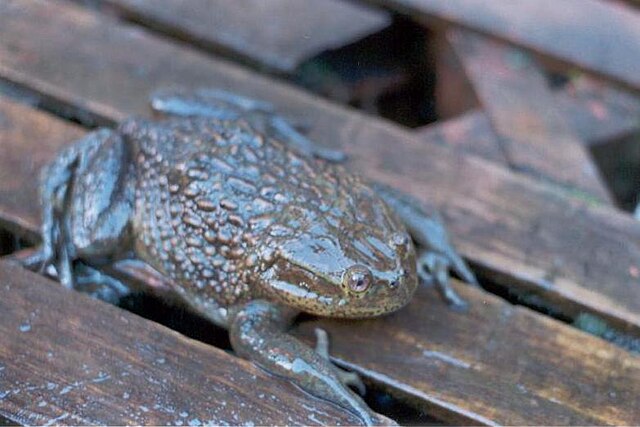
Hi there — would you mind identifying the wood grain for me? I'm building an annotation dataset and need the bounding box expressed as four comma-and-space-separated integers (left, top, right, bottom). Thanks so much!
95, 0, 640, 152
294, 282, 640, 425
1, 54, 639, 427
0, 260, 359, 425
446, 29, 611, 202
414, 110, 504, 164
0, 0, 639, 339
0, 96, 84, 241
98, 0, 390, 74
417, 84, 640, 162
363, 0, 640, 93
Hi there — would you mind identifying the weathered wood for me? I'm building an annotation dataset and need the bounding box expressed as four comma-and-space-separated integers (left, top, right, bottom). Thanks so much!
294, 283, 640, 426
0, 0, 639, 340
0, 96, 84, 241
414, 110, 504, 164
92, 0, 640, 152
0, 260, 359, 425
363, 0, 640, 93
416, 86, 640, 163
446, 29, 611, 202
97, 0, 390, 74
430, 31, 480, 121
96, 0, 640, 152
559, 75, 640, 147
7, 242, 640, 425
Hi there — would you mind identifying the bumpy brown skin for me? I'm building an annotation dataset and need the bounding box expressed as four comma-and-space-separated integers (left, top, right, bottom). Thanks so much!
37, 89, 473, 424
128, 117, 417, 319
35, 114, 415, 424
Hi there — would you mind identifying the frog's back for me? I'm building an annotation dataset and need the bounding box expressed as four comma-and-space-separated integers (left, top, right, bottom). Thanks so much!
126, 117, 342, 306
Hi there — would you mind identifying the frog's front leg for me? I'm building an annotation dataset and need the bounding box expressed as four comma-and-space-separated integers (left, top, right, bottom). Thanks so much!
34, 128, 135, 294
228, 300, 392, 426
149, 88, 346, 162
313, 327, 366, 396
371, 183, 478, 308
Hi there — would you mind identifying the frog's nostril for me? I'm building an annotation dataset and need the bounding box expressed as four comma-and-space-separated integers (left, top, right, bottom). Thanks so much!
389, 280, 399, 289
391, 232, 410, 247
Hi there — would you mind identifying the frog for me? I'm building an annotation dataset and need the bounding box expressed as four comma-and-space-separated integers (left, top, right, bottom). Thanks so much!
30, 88, 478, 425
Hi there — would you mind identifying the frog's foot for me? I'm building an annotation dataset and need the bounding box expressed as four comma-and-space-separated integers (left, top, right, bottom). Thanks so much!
268, 115, 347, 162
72, 263, 131, 304
418, 250, 468, 310
371, 182, 479, 290
149, 88, 346, 163
314, 328, 366, 396
229, 300, 392, 425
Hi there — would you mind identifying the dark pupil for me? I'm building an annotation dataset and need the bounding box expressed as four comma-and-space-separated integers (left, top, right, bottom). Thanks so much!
351, 272, 368, 291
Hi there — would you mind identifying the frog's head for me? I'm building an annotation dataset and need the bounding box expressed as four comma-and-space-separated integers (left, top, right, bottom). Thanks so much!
255, 181, 418, 318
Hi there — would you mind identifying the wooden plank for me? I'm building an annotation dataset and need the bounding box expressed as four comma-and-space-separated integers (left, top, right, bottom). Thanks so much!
294, 283, 640, 426
427, 31, 640, 151
0, 96, 84, 241
559, 75, 640, 147
97, 0, 390, 74
415, 86, 640, 164
414, 110, 505, 164
2, 134, 639, 425
0, 0, 639, 341
0, 260, 359, 425
446, 29, 611, 202
97, 0, 640, 150
6, 241, 640, 424
430, 30, 480, 121
363, 0, 640, 93
0, 34, 639, 427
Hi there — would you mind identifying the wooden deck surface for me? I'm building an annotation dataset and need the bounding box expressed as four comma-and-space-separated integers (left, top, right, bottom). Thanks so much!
99, 0, 390, 74
1, 0, 639, 425
0, 260, 358, 425
364, 0, 640, 93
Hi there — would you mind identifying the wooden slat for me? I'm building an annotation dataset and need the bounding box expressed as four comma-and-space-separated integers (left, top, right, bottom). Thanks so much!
446, 29, 611, 202
94, 0, 640, 152
559, 75, 640, 147
97, 0, 640, 153
0, 96, 84, 241
427, 31, 640, 151
414, 110, 504, 164
363, 0, 640, 93
2, 104, 639, 427
0, 0, 639, 342
294, 283, 640, 426
98, 0, 390, 74
0, 260, 359, 425
416, 86, 640, 163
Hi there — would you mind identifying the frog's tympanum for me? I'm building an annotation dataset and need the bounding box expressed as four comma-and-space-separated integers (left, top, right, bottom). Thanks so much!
33, 89, 477, 425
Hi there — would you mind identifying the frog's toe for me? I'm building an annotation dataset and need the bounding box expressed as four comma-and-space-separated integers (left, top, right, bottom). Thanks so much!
73, 263, 131, 304
314, 328, 366, 395
418, 251, 469, 310
445, 248, 480, 287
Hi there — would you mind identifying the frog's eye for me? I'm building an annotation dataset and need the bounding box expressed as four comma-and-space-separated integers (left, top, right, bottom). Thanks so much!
344, 265, 372, 294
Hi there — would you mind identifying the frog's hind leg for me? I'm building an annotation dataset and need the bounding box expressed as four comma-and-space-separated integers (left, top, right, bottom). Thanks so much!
228, 300, 392, 425
35, 129, 135, 294
149, 88, 346, 162
371, 182, 479, 307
